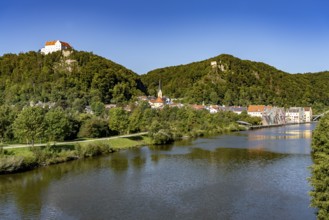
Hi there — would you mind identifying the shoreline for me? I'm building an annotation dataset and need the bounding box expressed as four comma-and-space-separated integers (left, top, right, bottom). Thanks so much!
1, 125, 243, 175
1, 122, 307, 175
0, 134, 151, 175
249, 122, 314, 130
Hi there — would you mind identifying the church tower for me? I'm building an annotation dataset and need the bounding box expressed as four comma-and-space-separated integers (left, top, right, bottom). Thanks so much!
157, 80, 163, 98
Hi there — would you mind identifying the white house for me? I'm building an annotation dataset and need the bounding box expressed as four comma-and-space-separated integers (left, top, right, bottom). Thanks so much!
285, 107, 304, 123
247, 105, 271, 118
41, 40, 72, 55
303, 107, 313, 122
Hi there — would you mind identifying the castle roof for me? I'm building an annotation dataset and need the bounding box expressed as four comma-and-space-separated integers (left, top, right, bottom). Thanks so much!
45, 40, 72, 48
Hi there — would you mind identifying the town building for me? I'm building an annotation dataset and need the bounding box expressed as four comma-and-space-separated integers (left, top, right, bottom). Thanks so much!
149, 80, 166, 109
41, 40, 72, 55
285, 107, 305, 123
247, 105, 285, 125
229, 106, 247, 115
207, 105, 220, 113
262, 107, 285, 125
303, 107, 313, 122
191, 104, 205, 111
247, 105, 271, 118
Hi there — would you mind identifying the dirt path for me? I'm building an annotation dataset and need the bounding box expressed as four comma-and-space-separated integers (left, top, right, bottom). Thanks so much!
2, 132, 148, 149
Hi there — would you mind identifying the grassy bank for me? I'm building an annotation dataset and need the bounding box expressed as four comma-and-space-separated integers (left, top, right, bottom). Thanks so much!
0, 135, 151, 174
0, 123, 244, 175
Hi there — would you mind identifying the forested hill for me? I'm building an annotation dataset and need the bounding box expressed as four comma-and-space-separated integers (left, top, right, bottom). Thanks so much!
0, 51, 146, 108
141, 54, 329, 110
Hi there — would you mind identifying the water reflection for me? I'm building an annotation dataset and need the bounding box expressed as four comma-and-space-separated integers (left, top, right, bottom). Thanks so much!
131, 156, 146, 169
0, 124, 316, 220
109, 156, 129, 172
248, 129, 312, 141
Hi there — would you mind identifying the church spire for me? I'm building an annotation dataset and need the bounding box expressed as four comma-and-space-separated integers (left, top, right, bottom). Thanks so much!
157, 79, 163, 98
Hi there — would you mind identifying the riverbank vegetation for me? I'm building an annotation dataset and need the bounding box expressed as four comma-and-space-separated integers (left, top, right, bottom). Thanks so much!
1, 102, 260, 146
0, 136, 150, 174
0, 102, 259, 174
310, 114, 329, 219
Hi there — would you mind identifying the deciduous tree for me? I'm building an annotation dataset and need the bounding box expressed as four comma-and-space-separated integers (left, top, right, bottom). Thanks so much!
13, 107, 45, 146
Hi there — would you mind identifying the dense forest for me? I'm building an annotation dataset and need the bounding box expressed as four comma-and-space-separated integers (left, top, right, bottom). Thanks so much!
1, 51, 329, 112
141, 54, 329, 112
0, 50, 146, 108
0, 50, 328, 145
0, 50, 261, 145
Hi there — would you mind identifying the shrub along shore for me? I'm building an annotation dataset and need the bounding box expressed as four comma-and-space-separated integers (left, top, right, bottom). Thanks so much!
0, 122, 246, 175
0, 102, 261, 175
0, 136, 151, 174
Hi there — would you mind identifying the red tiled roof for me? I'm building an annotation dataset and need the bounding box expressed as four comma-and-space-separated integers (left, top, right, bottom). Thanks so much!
60, 41, 71, 48
154, 97, 164, 103
247, 105, 271, 112
45, 40, 72, 48
45, 40, 57, 46
191, 104, 204, 110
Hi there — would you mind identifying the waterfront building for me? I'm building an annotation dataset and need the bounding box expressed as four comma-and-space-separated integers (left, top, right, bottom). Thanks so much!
303, 107, 313, 122
247, 105, 271, 118
285, 107, 305, 123
262, 107, 285, 125
247, 105, 285, 125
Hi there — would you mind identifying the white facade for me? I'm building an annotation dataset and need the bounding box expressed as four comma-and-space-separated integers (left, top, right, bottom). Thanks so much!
41, 40, 72, 55
285, 107, 304, 123
304, 107, 313, 122
248, 112, 262, 117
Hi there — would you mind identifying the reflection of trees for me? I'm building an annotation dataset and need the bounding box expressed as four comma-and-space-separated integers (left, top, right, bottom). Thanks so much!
109, 156, 129, 172
151, 154, 160, 164
131, 156, 146, 169
149, 144, 173, 151
0, 156, 112, 219
186, 147, 285, 165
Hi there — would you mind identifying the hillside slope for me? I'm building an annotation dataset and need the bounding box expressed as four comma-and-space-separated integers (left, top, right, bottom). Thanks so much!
141, 54, 329, 109
0, 50, 146, 108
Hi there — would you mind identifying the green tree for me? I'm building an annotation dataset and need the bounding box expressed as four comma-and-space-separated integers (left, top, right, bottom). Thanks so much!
0, 105, 17, 143
209, 91, 219, 104
310, 114, 329, 219
13, 107, 45, 146
78, 117, 111, 138
44, 107, 70, 143
108, 108, 129, 134
91, 101, 105, 116
148, 121, 174, 145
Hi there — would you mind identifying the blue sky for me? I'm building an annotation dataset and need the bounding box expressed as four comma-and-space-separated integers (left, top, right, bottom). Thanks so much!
1, 0, 329, 74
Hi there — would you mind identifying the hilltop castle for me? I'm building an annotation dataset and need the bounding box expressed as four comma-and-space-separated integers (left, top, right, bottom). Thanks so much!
40, 40, 72, 55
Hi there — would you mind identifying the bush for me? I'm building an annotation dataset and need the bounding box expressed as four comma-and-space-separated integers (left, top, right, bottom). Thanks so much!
0, 156, 31, 173
74, 142, 113, 158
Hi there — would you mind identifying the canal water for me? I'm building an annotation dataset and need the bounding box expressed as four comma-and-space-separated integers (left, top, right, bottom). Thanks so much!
0, 124, 316, 219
